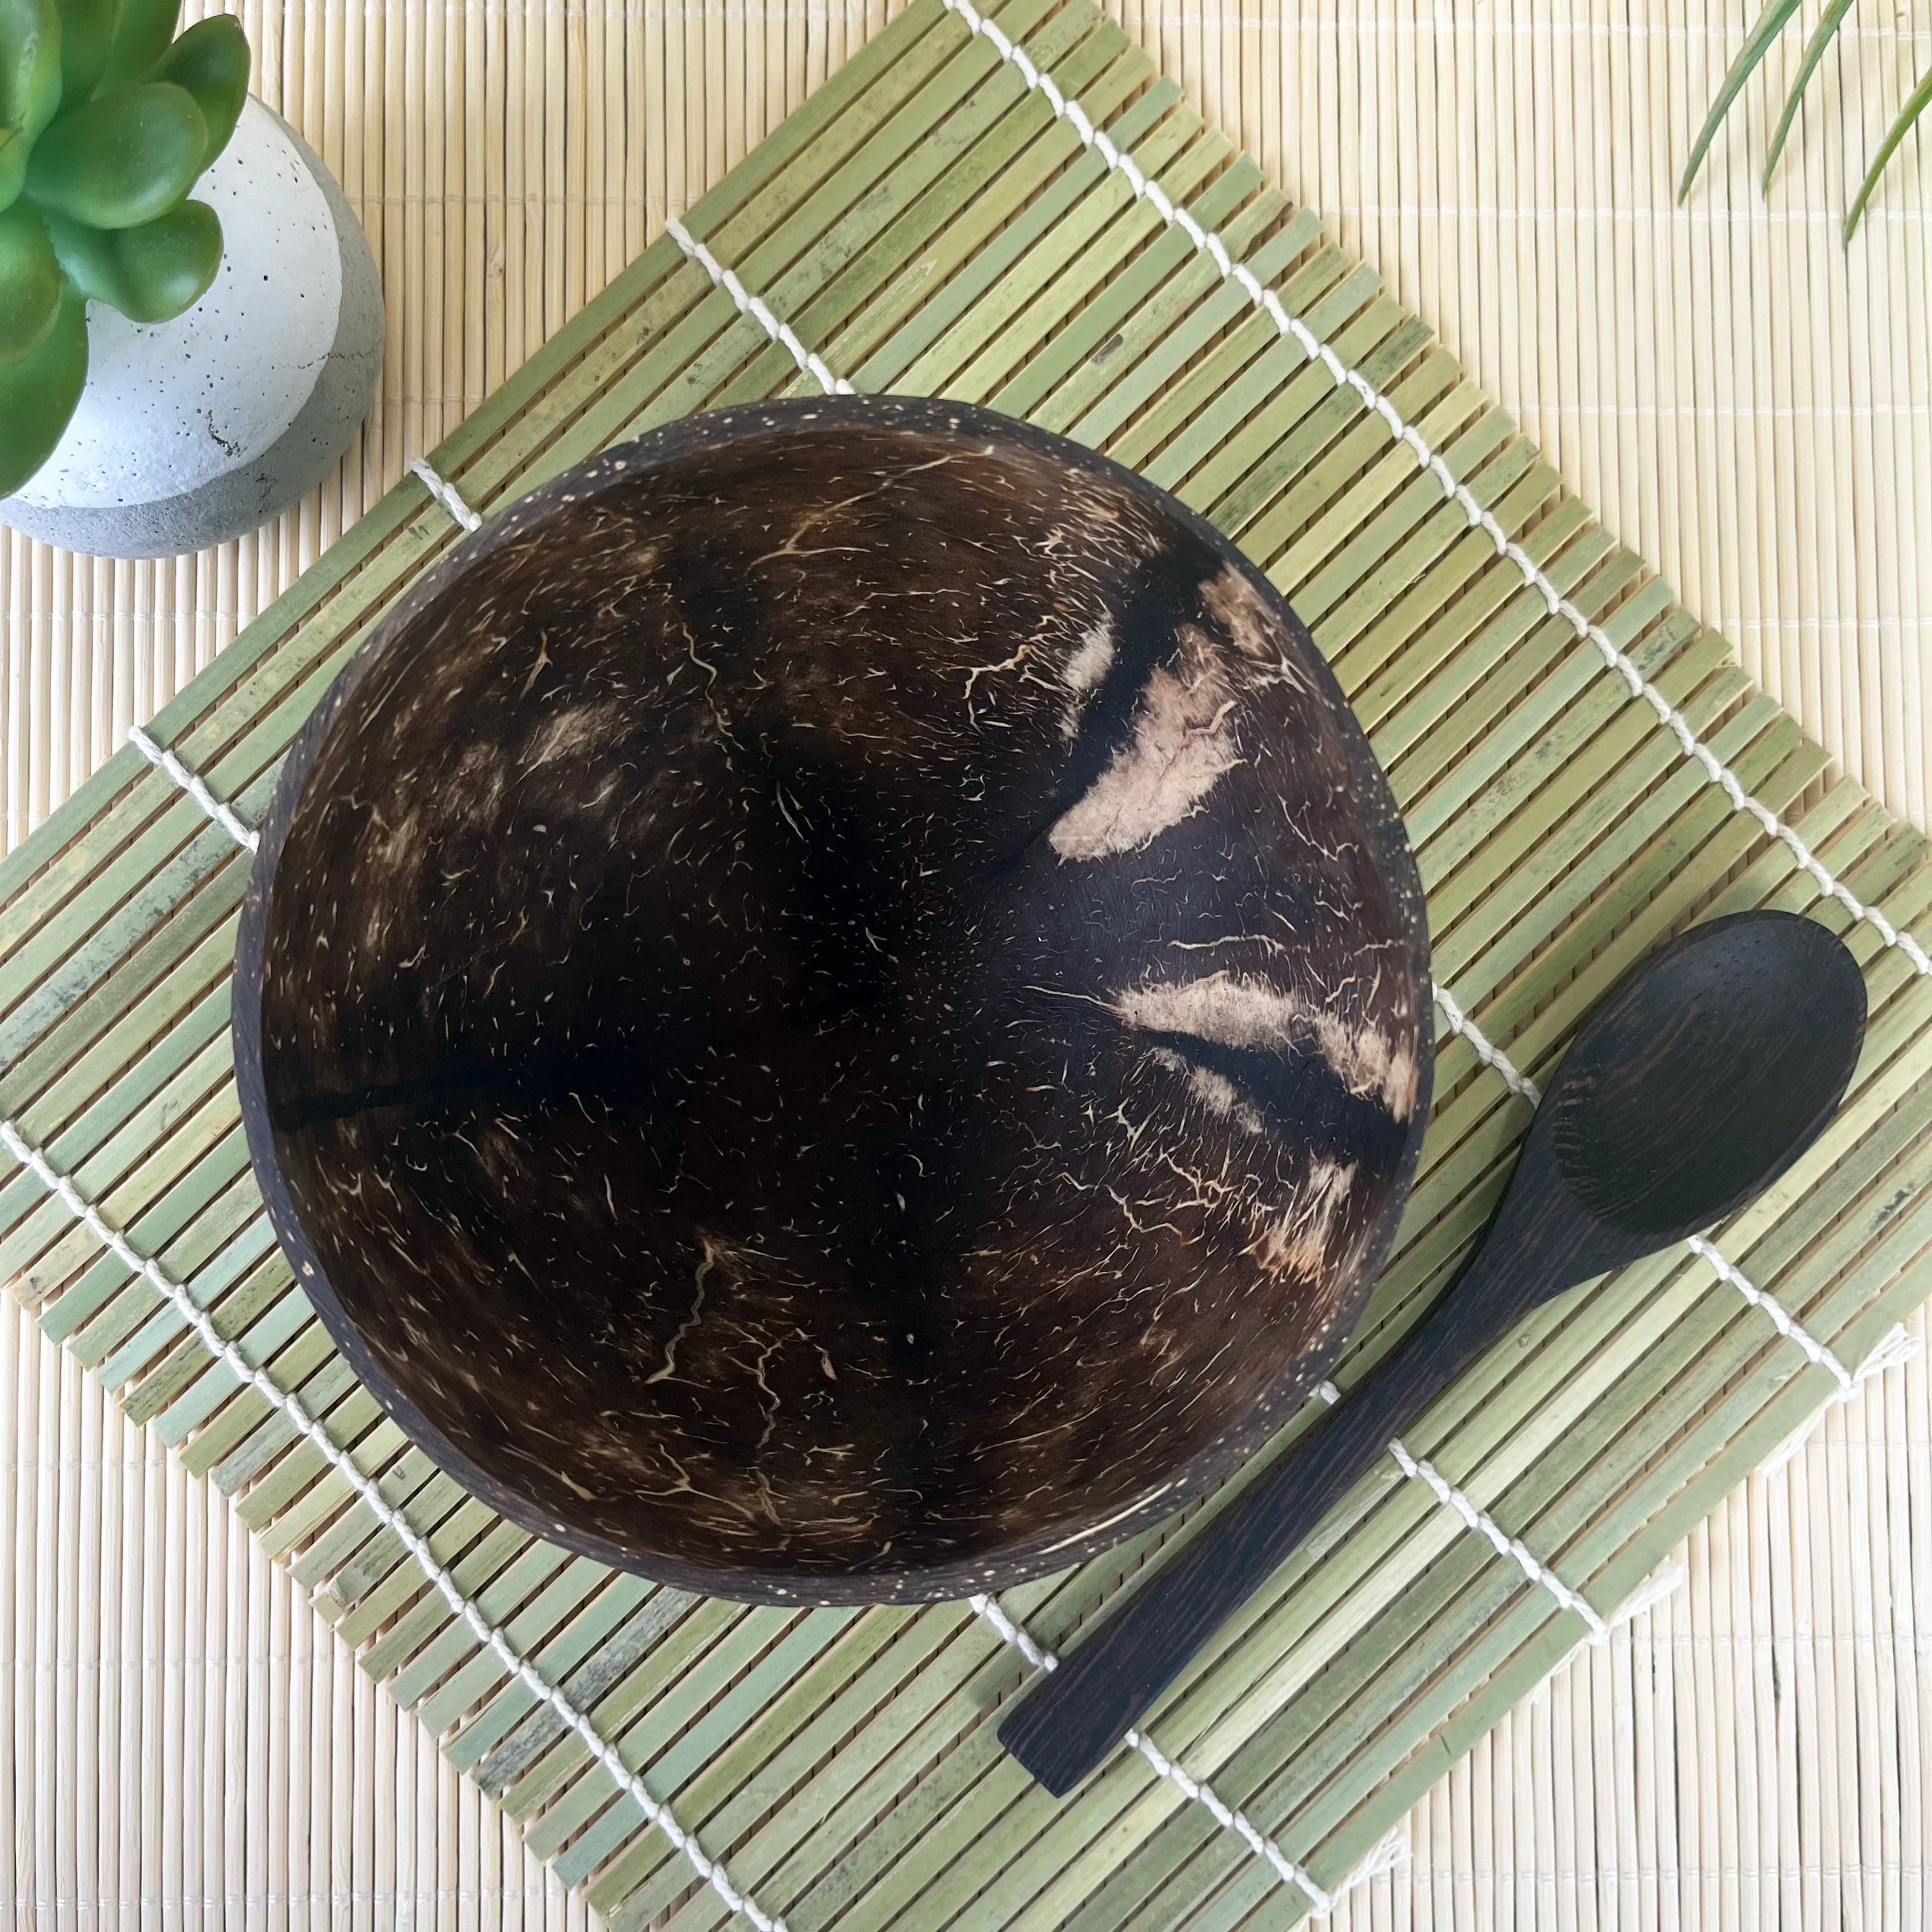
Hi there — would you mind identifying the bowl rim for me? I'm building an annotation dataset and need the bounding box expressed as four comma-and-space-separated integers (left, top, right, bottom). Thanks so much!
232, 392, 1436, 1606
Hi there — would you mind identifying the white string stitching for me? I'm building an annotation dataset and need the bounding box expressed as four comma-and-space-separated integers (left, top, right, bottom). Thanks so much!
1308, 1379, 1614, 1637
0, 1124, 788, 1932
1430, 985, 1540, 1105
933, 0, 1931, 985
1525, 1557, 1690, 1708
1685, 1236, 1921, 1476
408, 459, 485, 533
1685, 1233, 1857, 1392
663, 218, 852, 397
1756, 1321, 1920, 1476
965, 1592, 1407, 1914
126, 726, 260, 854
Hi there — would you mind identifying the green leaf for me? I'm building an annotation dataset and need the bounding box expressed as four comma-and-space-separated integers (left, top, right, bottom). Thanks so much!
24, 79, 206, 227
0, 124, 26, 213
45, 197, 218, 319
0, 0, 61, 135
1679, 0, 1805, 202
0, 195, 57, 361
92, 0, 176, 93
1845, 60, 1932, 238
59, 0, 120, 106
149, 13, 247, 169
0, 288, 84, 494
1763, 0, 1857, 188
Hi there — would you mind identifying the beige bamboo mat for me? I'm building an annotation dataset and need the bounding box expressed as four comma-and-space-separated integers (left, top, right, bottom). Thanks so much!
1, 0, 1928, 1922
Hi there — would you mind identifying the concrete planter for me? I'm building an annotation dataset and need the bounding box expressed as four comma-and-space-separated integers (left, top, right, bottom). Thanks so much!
0, 100, 383, 558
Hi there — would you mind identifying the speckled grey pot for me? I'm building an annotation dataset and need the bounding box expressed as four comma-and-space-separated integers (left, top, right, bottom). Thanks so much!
0, 99, 383, 558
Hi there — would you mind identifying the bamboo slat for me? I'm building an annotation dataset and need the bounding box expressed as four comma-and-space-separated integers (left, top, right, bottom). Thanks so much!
3, 0, 1930, 1925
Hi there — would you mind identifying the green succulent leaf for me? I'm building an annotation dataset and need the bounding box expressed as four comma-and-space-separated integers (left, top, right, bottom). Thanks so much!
93, 0, 176, 95
0, 288, 86, 496
1845, 61, 1932, 238
150, 14, 247, 168
1762, 0, 1856, 188
0, 195, 58, 362
1679, 0, 1805, 201
24, 79, 206, 227
59, 0, 120, 106
0, 123, 26, 213
45, 197, 218, 319
0, 0, 62, 136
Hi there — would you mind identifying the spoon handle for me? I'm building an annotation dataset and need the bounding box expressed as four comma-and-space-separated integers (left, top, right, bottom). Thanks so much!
997, 1253, 1522, 1797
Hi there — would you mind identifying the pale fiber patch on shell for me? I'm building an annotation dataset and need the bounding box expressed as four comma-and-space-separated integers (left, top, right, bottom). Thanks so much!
1202, 562, 1302, 675
1148, 1046, 1266, 1134
1049, 627, 1240, 860
1057, 619, 1116, 740
1248, 1158, 1357, 1280
1112, 970, 1420, 1123
528, 700, 632, 769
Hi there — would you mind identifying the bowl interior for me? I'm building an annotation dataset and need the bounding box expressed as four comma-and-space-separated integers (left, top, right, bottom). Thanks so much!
241, 401, 1430, 1601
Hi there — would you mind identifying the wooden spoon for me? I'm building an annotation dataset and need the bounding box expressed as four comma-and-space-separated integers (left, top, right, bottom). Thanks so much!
998, 909, 1868, 1796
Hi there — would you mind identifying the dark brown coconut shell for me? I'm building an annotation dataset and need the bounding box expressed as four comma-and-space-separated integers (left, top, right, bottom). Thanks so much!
233, 396, 1434, 1604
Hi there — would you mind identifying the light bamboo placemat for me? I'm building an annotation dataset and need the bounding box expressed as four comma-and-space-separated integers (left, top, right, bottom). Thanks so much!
0, 0, 1924, 1924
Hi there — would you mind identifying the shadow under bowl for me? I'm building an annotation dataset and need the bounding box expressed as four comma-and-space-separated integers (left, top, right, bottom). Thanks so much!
233, 395, 1434, 1604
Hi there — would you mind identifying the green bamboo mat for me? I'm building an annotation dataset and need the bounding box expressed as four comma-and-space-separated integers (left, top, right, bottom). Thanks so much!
4, 0, 1931, 1924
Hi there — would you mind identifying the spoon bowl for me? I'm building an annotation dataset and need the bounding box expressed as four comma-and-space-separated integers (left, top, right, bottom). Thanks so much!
1548, 911, 1867, 1244
999, 909, 1868, 1793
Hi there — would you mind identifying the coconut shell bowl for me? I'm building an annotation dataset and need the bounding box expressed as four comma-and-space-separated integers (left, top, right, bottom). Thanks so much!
233, 395, 1434, 1605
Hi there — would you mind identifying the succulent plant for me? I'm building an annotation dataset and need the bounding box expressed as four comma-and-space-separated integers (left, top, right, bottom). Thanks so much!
0, 0, 249, 494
